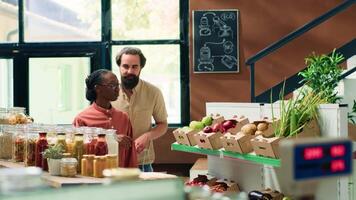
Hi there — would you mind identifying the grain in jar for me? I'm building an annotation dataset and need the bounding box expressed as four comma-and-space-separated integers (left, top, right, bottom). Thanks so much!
0, 125, 13, 160
60, 158, 77, 177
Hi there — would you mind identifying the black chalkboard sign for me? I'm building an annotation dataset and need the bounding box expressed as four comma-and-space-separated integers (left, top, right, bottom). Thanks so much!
193, 10, 239, 73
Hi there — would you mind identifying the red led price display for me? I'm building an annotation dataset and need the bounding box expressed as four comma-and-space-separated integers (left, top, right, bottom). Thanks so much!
331, 159, 345, 172
303, 146, 323, 160
330, 145, 345, 157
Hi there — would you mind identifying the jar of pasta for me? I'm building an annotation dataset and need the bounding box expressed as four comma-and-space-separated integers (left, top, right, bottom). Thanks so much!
7, 107, 27, 125
60, 158, 77, 177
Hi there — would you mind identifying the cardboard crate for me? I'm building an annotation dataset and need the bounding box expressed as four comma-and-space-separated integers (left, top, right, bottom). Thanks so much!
251, 119, 320, 158
173, 128, 198, 146
194, 131, 223, 150
210, 114, 225, 125
348, 123, 356, 141
225, 116, 249, 134
221, 132, 255, 154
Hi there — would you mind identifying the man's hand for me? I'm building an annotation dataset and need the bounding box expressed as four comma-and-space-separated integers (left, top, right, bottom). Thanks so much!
114, 134, 132, 149
135, 133, 150, 153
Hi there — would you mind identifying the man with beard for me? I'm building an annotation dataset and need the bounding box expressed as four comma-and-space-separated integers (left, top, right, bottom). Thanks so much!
112, 47, 168, 172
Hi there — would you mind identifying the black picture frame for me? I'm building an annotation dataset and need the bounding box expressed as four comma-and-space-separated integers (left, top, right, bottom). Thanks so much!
193, 9, 239, 73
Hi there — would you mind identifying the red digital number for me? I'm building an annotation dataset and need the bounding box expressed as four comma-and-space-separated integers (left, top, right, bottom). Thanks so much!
330, 145, 345, 157
304, 147, 323, 160
331, 160, 345, 172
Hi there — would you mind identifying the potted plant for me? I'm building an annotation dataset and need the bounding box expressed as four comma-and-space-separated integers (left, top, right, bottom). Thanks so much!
43, 144, 65, 176
298, 49, 344, 103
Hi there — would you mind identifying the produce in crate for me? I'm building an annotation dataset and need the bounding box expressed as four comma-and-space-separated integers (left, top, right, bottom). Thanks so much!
185, 174, 217, 187
189, 121, 205, 131
221, 132, 255, 154
173, 126, 198, 146
240, 123, 257, 135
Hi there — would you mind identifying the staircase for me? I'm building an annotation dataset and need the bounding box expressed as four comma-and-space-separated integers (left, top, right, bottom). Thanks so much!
245, 0, 356, 104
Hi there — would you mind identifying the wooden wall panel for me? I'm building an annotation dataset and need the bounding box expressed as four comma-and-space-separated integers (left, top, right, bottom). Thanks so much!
155, 0, 355, 164
189, 0, 356, 120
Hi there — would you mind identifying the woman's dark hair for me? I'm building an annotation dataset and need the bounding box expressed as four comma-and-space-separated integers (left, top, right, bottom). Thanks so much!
85, 69, 110, 104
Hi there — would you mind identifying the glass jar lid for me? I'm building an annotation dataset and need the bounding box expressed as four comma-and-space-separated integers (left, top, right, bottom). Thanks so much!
61, 158, 78, 164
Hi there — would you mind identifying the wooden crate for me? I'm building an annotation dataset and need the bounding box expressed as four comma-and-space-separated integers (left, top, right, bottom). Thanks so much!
173, 128, 198, 146
251, 119, 320, 158
221, 132, 255, 154
194, 131, 223, 150
348, 123, 356, 141
210, 114, 225, 125
225, 116, 249, 134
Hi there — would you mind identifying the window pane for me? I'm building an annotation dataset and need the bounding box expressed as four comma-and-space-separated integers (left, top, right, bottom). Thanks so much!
0, 0, 18, 42
29, 57, 90, 124
0, 58, 13, 107
112, 45, 181, 124
24, 0, 100, 42
112, 0, 179, 40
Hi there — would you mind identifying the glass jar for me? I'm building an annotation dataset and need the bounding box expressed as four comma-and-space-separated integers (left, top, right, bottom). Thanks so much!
35, 132, 48, 170
65, 127, 75, 156
73, 133, 84, 173
60, 158, 77, 177
93, 156, 107, 178
81, 154, 95, 177
106, 129, 119, 155
56, 132, 67, 152
83, 127, 92, 154
106, 154, 118, 169
46, 124, 58, 145
25, 127, 38, 166
95, 133, 108, 156
0, 125, 13, 160
12, 125, 26, 162
7, 107, 27, 125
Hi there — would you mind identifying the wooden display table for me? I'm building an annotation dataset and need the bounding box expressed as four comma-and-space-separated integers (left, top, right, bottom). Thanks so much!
0, 160, 177, 188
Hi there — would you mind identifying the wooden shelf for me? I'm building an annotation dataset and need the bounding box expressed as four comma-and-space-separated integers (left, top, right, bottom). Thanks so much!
171, 142, 280, 167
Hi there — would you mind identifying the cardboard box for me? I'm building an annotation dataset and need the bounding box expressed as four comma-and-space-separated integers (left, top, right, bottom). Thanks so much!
210, 114, 225, 125
194, 131, 223, 150
251, 119, 320, 158
221, 132, 255, 154
348, 123, 356, 141
225, 116, 249, 134
173, 128, 198, 146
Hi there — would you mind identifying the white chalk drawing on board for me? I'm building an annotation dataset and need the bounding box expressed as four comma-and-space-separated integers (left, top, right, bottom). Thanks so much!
197, 39, 237, 71
198, 12, 233, 38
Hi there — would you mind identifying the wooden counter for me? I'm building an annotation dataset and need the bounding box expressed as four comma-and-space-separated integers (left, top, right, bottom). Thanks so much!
0, 160, 177, 188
